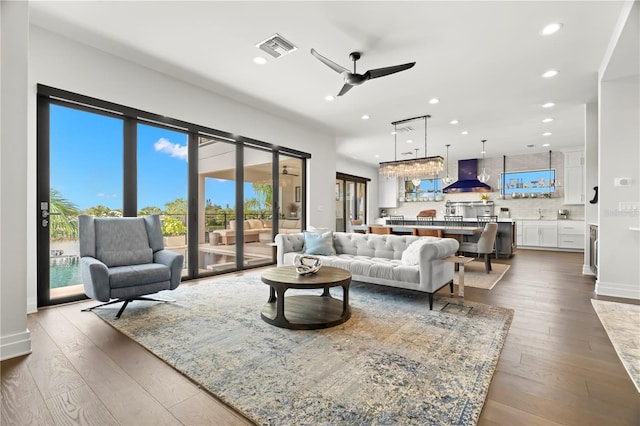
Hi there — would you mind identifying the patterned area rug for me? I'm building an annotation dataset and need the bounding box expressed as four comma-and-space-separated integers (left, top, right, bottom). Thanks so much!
591, 299, 640, 392
455, 262, 511, 290
94, 273, 513, 425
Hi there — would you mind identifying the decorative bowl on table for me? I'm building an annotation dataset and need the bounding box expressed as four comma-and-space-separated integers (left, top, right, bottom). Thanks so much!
294, 255, 322, 275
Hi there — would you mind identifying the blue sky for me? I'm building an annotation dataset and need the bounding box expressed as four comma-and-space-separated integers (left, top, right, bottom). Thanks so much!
50, 104, 256, 211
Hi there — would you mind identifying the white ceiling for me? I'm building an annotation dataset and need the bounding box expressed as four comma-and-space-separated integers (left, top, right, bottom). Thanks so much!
29, 1, 625, 166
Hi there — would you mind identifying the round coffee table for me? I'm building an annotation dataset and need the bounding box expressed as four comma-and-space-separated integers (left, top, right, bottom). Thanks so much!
260, 266, 352, 330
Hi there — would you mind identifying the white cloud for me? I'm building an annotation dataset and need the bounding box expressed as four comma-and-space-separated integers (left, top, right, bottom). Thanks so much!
154, 137, 187, 160
96, 193, 117, 198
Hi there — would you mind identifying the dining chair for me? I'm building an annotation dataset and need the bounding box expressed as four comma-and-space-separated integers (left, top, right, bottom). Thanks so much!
388, 215, 404, 225
417, 209, 437, 218
459, 222, 498, 273
477, 215, 499, 257
367, 225, 392, 235
412, 228, 443, 238
416, 216, 434, 224
444, 215, 464, 227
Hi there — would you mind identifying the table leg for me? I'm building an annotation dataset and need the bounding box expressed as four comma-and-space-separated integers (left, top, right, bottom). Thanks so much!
458, 264, 465, 302
267, 286, 276, 303
275, 287, 287, 323
342, 284, 350, 316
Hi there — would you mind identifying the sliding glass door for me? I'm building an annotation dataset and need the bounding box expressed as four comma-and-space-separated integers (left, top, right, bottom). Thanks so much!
137, 123, 189, 276
37, 85, 310, 306
335, 173, 369, 232
38, 102, 124, 306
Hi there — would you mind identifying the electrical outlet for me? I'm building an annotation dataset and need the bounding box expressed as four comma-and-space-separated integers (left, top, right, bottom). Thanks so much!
614, 177, 632, 187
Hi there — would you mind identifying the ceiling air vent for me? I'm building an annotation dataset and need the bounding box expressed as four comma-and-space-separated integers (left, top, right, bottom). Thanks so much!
256, 33, 297, 58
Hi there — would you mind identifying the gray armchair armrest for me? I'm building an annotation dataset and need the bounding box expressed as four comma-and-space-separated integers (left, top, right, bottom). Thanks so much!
154, 250, 184, 289
80, 257, 110, 302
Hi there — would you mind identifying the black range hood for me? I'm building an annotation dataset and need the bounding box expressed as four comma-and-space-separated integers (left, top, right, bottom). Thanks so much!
442, 159, 491, 193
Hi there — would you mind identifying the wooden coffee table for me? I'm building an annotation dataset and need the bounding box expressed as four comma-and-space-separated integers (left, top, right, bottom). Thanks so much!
260, 266, 352, 330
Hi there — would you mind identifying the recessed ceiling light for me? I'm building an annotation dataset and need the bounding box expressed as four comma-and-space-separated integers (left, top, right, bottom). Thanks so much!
361, 114, 370, 120
428, 98, 440, 104
461, 130, 469, 135
542, 70, 559, 78
407, 140, 414, 144
541, 22, 563, 36
253, 56, 267, 65
391, 131, 397, 135
543, 132, 552, 136
449, 119, 459, 125
542, 117, 554, 123
375, 154, 380, 158
542, 143, 550, 147
324, 95, 335, 101
542, 102, 556, 108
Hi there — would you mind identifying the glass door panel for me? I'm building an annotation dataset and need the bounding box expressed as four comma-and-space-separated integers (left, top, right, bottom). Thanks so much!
335, 179, 345, 231
43, 104, 124, 305
279, 156, 302, 234
137, 123, 189, 276
197, 136, 238, 274
243, 147, 274, 267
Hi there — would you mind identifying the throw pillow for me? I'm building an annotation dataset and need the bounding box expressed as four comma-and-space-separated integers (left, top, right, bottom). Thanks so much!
401, 239, 432, 265
303, 231, 336, 256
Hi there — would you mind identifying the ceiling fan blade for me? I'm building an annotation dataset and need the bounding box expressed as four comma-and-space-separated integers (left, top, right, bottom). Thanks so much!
310, 48, 350, 74
365, 62, 416, 80
337, 84, 354, 96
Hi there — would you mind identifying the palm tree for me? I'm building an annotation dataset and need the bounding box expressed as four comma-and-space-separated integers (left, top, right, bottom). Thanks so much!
49, 188, 79, 241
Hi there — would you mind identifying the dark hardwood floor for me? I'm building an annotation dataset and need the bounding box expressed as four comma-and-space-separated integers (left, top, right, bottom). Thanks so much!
2, 250, 639, 425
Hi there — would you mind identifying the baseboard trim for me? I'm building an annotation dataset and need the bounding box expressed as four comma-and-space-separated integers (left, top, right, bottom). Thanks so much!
595, 280, 640, 300
27, 297, 38, 314
0, 330, 32, 361
582, 265, 595, 276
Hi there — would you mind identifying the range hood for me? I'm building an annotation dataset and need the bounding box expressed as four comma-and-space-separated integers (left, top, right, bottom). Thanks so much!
442, 159, 491, 193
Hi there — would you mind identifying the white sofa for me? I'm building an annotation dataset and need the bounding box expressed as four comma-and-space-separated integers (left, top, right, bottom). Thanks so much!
275, 232, 459, 309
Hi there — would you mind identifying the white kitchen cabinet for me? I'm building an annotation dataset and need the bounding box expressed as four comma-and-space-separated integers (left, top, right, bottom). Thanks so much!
564, 150, 584, 205
379, 176, 398, 208
521, 220, 558, 247
557, 220, 585, 249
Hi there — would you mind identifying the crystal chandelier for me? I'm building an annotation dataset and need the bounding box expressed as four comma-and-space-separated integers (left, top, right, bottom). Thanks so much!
477, 139, 490, 183
379, 115, 444, 179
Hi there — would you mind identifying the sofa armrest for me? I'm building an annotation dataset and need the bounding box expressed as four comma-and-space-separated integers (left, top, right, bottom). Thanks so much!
81, 257, 110, 302
417, 238, 459, 291
154, 250, 184, 289
275, 233, 304, 266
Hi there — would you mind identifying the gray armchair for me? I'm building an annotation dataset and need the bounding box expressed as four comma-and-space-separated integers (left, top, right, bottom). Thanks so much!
459, 222, 498, 273
79, 215, 184, 318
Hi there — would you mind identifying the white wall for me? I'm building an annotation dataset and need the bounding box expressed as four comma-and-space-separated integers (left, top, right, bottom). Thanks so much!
24, 26, 336, 312
0, 1, 32, 360
596, 1, 640, 299
583, 101, 598, 275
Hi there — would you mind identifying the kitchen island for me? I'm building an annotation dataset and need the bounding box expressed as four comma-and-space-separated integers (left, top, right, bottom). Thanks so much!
379, 217, 516, 258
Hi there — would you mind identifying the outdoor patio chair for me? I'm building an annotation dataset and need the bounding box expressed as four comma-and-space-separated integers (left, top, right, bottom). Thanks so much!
78, 215, 184, 319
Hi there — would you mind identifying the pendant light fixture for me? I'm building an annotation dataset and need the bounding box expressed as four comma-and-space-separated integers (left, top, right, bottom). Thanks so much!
442, 144, 454, 185
379, 115, 444, 179
477, 139, 491, 183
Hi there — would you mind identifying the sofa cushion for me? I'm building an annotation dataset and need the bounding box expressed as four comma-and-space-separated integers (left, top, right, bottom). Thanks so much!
99, 248, 153, 267
401, 238, 440, 265
304, 231, 336, 256
108, 263, 171, 288
246, 219, 263, 229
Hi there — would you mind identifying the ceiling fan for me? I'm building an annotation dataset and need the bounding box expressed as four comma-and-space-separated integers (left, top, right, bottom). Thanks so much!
281, 165, 299, 177
310, 48, 416, 96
